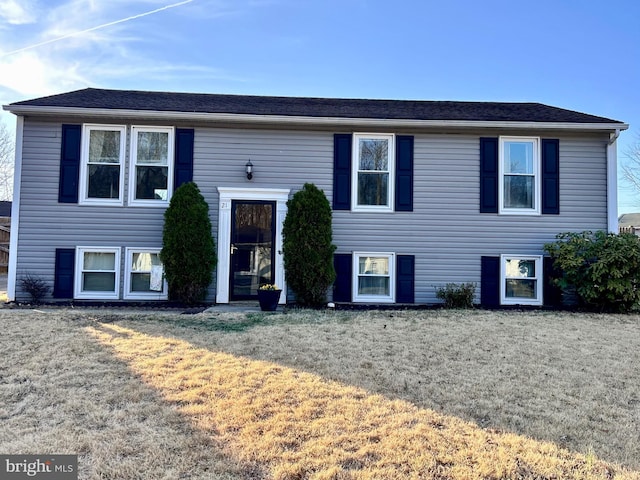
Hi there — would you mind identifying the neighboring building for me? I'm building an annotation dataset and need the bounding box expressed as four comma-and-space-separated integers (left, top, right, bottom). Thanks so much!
618, 213, 640, 235
2, 88, 628, 306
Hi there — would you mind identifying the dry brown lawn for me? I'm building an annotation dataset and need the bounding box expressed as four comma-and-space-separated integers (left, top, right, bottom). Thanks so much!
0, 307, 639, 479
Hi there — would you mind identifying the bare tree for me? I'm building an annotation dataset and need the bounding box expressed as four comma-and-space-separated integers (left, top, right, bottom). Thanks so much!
0, 124, 14, 201
621, 132, 640, 203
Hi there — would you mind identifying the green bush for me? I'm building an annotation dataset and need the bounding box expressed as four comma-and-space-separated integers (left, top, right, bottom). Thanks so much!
282, 183, 336, 307
160, 182, 217, 304
435, 283, 476, 309
544, 231, 640, 312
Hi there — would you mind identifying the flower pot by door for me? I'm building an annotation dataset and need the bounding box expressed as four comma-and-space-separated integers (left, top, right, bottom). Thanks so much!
258, 289, 282, 311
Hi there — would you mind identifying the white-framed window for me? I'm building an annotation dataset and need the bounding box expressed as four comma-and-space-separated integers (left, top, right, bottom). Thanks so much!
124, 248, 168, 300
79, 124, 126, 205
500, 255, 543, 306
75, 247, 121, 299
129, 126, 174, 207
353, 252, 395, 303
352, 133, 395, 211
499, 136, 540, 215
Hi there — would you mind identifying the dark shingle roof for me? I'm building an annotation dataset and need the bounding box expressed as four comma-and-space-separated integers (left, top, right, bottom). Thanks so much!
7, 88, 625, 124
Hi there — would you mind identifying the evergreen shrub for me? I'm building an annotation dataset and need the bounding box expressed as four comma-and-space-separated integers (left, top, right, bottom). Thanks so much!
282, 183, 336, 307
161, 182, 216, 304
544, 231, 640, 312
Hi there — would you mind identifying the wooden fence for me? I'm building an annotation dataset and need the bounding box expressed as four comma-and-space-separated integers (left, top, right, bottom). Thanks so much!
0, 217, 9, 273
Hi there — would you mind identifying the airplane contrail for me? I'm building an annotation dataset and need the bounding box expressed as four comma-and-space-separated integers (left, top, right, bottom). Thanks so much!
1, 0, 195, 58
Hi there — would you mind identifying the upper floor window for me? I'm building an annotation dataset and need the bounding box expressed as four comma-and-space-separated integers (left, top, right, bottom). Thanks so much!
129, 126, 174, 206
80, 125, 126, 205
499, 137, 540, 214
352, 134, 395, 211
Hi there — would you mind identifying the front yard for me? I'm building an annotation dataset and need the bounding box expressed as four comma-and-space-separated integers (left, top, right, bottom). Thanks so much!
0, 308, 638, 479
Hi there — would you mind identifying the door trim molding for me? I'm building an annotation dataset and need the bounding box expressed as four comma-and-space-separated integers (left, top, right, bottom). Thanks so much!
216, 187, 290, 304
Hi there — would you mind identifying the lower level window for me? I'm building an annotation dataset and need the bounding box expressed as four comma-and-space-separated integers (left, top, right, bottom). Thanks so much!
124, 248, 167, 300
75, 247, 120, 299
353, 252, 395, 303
501, 255, 542, 305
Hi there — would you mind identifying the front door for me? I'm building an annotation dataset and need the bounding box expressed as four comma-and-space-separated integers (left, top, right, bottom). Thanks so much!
230, 200, 276, 300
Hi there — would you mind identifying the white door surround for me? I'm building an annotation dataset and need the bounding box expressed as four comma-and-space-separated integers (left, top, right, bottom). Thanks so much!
216, 187, 290, 303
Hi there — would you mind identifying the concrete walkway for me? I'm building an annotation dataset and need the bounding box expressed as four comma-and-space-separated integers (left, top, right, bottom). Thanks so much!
204, 302, 276, 313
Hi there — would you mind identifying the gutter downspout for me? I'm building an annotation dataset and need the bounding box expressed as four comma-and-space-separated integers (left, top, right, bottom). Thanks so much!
607, 128, 621, 233
7, 116, 23, 301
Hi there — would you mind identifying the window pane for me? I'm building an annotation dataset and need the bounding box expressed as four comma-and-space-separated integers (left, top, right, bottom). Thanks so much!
358, 257, 389, 275
132, 253, 160, 272
131, 273, 152, 292
359, 139, 389, 171
504, 175, 534, 209
136, 166, 168, 200
83, 272, 116, 291
358, 276, 390, 296
88, 164, 120, 199
504, 142, 533, 174
88, 130, 121, 164
358, 173, 389, 206
137, 131, 169, 165
84, 252, 115, 270
505, 259, 535, 278
505, 279, 536, 299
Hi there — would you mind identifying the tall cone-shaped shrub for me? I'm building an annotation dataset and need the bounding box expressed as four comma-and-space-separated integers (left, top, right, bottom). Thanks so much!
282, 183, 336, 307
161, 182, 216, 304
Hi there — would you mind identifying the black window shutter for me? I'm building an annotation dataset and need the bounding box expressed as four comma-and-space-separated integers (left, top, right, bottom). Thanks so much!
395, 136, 414, 212
480, 137, 498, 213
174, 128, 194, 190
541, 139, 560, 215
58, 124, 82, 203
396, 254, 415, 303
333, 134, 352, 210
543, 256, 562, 307
333, 253, 352, 302
480, 256, 500, 307
53, 248, 75, 298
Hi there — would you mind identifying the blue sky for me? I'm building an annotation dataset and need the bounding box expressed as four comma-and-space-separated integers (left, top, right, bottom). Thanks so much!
1, 0, 639, 211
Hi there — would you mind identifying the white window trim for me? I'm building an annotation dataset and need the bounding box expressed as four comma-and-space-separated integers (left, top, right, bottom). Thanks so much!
498, 136, 540, 215
351, 133, 395, 212
74, 246, 121, 300
128, 126, 175, 207
79, 124, 126, 206
124, 248, 168, 300
500, 254, 543, 306
353, 252, 395, 303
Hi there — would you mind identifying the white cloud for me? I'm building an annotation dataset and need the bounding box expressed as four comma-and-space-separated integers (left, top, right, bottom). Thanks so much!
0, 51, 89, 97
0, 0, 37, 25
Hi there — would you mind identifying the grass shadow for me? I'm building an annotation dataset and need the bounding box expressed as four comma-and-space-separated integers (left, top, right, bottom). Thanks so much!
98, 309, 640, 473
85, 319, 637, 479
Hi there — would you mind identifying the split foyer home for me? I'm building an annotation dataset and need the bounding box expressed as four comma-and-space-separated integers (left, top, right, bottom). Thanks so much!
2, 88, 628, 306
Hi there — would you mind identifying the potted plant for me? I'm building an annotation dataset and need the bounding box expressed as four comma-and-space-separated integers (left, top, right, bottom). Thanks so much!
257, 284, 282, 311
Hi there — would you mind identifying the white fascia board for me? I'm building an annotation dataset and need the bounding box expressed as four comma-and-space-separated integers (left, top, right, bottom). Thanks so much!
2, 105, 630, 132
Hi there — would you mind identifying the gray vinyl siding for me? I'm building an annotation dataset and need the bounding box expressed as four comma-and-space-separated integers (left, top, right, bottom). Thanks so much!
333, 134, 608, 303
14, 118, 609, 304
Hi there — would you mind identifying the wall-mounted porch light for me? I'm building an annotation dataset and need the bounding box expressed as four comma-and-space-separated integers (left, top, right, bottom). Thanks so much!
245, 160, 253, 180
